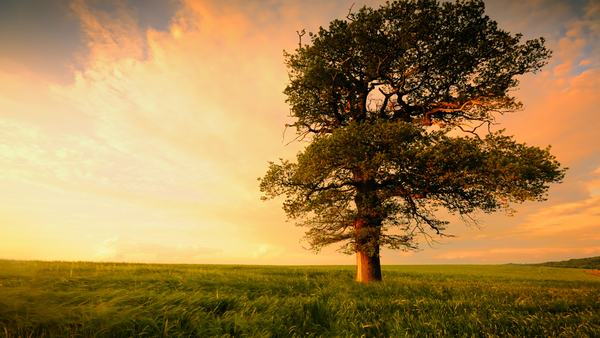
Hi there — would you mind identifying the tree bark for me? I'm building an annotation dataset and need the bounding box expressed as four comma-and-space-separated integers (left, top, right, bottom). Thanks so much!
356, 246, 382, 283
352, 170, 383, 283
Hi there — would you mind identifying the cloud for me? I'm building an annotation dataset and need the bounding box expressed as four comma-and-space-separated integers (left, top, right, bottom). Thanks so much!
69, 0, 147, 65
547, 0, 600, 76
48, 0, 303, 200
481, 2, 600, 174
586, 168, 600, 196
553, 37, 586, 76
506, 167, 600, 240
94, 235, 221, 262
1, 0, 281, 220
498, 67, 600, 168
513, 195, 600, 237
484, 0, 576, 41
0, 119, 107, 185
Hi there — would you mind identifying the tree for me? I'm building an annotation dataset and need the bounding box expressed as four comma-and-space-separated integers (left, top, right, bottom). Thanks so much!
259, 0, 566, 283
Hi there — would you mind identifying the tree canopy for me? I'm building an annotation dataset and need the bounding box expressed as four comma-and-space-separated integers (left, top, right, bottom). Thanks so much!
259, 0, 566, 282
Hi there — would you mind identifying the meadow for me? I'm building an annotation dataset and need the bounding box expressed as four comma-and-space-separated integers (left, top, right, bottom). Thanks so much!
1, 260, 599, 337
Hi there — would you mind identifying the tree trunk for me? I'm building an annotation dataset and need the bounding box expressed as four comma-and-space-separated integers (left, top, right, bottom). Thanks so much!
356, 247, 382, 283
352, 170, 383, 283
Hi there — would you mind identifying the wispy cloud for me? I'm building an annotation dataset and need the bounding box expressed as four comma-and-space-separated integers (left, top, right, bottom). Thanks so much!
508, 167, 600, 239
513, 196, 600, 237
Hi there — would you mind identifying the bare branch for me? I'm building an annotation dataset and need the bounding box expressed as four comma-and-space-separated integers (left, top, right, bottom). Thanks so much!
347, 3, 355, 21
296, 29, 305, 49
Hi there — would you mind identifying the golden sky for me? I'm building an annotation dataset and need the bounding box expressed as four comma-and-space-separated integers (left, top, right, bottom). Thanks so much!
0, 0, 599, 265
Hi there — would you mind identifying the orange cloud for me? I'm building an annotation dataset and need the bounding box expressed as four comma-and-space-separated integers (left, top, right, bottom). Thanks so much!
69, 0, 146, 65
500, 67, 600, 167
511, 167, 600, 239
552, 37, 586, 76
514, 197, 600, 236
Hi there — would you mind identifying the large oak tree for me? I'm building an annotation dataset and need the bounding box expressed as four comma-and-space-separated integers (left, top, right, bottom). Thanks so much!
259, 0, 566, 283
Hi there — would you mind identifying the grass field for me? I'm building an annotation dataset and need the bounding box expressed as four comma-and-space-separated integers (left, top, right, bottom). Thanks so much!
1, 260, 599, 337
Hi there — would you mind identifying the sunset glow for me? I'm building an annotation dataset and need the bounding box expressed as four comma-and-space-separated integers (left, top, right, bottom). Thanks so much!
1, 0, 599, 265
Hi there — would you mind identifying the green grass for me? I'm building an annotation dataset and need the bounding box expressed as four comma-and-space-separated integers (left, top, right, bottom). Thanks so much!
1, 260, 599, 337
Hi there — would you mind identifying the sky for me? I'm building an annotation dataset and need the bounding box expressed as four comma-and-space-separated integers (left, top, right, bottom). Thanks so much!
0, 0, 599, 266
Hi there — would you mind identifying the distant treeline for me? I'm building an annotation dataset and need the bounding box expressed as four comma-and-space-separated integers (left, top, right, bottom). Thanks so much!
536, 256, 600, 270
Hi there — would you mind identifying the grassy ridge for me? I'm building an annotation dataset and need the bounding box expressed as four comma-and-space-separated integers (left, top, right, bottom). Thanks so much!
1, 260, 599, 337
535, 256, 600, 270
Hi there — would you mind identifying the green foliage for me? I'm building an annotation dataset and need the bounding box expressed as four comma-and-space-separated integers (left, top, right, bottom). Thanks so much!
283, 0, 551, 133
261, 121, 564, 254
260, 0, 566, 258
1, 260, 600, 337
